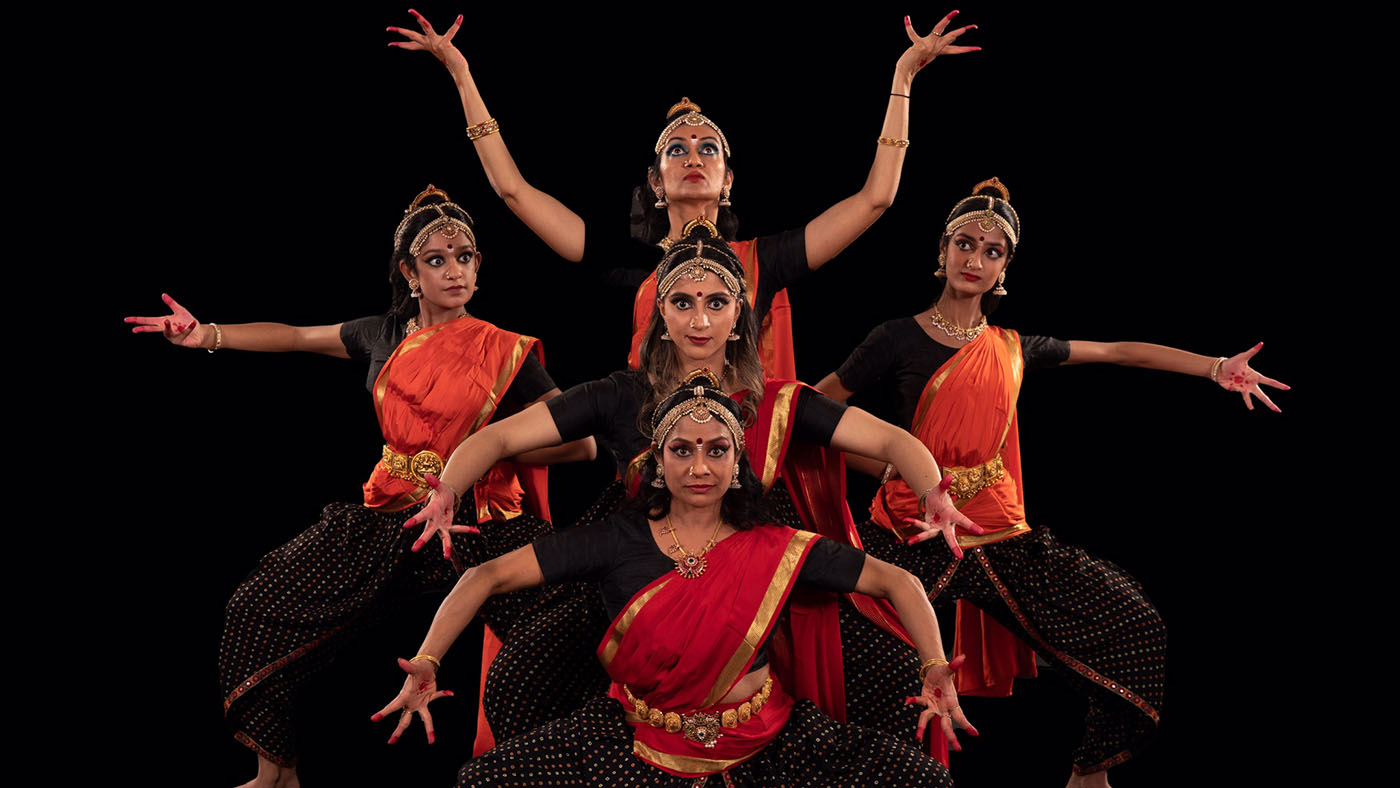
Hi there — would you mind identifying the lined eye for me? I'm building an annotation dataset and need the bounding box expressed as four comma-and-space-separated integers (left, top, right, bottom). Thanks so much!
707, 296, 730, 310
699, 142, 720, 156
669, 296, 693, 311
666, 142, 688, 157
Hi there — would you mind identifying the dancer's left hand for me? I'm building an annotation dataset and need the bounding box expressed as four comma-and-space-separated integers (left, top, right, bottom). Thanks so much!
1217, 342, 1289, 412
904, 475, 984, 559
403, 473, 479, 559
896, 10, 981, 81
905, 653, 980, 751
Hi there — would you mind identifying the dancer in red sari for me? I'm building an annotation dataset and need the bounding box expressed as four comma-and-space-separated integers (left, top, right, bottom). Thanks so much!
127, 186, 592, 788
389, 9, 980, 377
374, 373, 974, 786
816, 178, 1288, 787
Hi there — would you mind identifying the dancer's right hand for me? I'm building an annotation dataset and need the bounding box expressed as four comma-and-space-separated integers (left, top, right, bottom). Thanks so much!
370, 657, 454, 745
404, 473, 479, 559
123, 293, 208, 349
388, 10, 467, 74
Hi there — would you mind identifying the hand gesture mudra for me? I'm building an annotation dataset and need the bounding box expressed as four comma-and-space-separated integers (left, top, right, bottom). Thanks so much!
123, 293, 207, 349
904, 474, 985, 559
1217, 342, 1289, 412
905, 654, 980, 751
897, 10, 981, 79
402, 473, 479, 560
370, 657, 454, 745
388, 10, 467, 73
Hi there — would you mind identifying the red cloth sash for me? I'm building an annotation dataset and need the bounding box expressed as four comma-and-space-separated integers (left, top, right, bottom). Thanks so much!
867, 327, 1037, 697
626, 239, 797, 380
598, 525, 821, 777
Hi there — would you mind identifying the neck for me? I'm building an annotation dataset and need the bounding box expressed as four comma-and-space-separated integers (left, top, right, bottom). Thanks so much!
417, 300, 468, 328
934, 289, 984, 329
665, 199, 720, 241
668, 497, 724, 532
672, 349, 730, 391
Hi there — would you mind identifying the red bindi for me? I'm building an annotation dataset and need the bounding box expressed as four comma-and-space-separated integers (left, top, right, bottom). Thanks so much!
696, 291, 704, 298
447, 244, 453, 249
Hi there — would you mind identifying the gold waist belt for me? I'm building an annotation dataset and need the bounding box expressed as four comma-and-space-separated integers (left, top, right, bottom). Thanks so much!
623, 676, 773, 749
380, 445, 445, 487
943, 453, 1005, 501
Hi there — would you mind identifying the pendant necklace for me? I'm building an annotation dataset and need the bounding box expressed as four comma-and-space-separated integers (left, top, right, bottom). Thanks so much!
666, 513, 724, 579
928, 304, 986, 342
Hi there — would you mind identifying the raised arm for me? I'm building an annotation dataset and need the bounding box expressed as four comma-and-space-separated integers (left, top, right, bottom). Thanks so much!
803, 11, 980, 268
829, 405, 983, 556
389, 11, 587, 261
370, 544, 545, 744
512, 389, 598, 465
854, 554, 978, 749
124, 293, 350, 357
1066, 339, 1290, 412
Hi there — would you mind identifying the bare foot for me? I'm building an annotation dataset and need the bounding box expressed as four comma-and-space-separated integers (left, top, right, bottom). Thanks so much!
1065, 769, 1110, 788
235, 755, 300, 788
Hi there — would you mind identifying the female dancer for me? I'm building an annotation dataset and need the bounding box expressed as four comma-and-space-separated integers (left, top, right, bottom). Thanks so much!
814, 178, 1288, 786
398, 221, 981, 748
375, 374, 971, 786
126, 186, 593, 788
387, 9, 979, 376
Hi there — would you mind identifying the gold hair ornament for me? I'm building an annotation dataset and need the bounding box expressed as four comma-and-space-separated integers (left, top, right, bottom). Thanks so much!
654, 97, 732, 157
392, 184, 478, 255
651, 370, 746, 459
655, 218, 744, 301
944, 177, 1020, 247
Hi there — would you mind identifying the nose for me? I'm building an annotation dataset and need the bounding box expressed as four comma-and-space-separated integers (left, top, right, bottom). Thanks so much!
689, 311, 711, 331
688, 454, 713, 479
684, 149, 704, 168
963, 252, 983, 269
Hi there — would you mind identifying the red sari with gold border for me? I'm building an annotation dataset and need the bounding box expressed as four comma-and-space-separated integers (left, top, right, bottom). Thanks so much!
598, 525, 824, 777
626, 239, 796, 379
868, 326, 1039, 697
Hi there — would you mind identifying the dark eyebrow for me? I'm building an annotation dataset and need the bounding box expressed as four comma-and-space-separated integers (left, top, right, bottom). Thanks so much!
953, 231, 1006, 249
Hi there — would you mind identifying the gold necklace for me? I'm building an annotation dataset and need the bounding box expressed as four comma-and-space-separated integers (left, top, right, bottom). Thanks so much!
928, 304, 987, 342
406, 310, 467, 334
664, 513, 724, 579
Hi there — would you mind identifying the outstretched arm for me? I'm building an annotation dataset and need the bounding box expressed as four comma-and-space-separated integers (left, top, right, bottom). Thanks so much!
389, 11, 586, 261
1066, 340, 1290, 412
511, 389, 598, 465
124, 293, 350, 357
854, 555, 978, 748
813, 372, 888, 478
371, 545, 545, 743
803, 11, 980, 268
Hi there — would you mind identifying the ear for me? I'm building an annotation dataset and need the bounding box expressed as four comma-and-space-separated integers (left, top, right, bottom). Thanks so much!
647, 166, 662, 190
398, 258, 416, 281
723, 169, 734, 190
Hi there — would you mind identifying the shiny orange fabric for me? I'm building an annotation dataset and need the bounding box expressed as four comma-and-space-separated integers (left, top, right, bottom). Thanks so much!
362, 316, 547, 522
868, 327, 1038, 697
626, 239, 797, 380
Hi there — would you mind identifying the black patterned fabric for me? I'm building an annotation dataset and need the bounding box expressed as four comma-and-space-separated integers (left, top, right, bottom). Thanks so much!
460, 696, 953, 787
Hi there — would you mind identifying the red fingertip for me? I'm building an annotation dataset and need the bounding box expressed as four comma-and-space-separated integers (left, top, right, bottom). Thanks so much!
948, 10, 959, 18
906, 536, 918, 546
904, 15, 911, 25
443, 690, 455, 696
933, 688, 942, 698
456, 14, 463, 23
388, 735, 399, 745
371, 713, 382, 721
428, 732, 436, 744
939, 474, 954, 492
970, 46, 982, 51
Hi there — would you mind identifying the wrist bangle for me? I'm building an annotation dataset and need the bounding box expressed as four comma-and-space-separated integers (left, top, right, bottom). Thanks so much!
1209, 356, 1227, 382
410, 654, 442, 669
916, 487, 936, 514
890, 92, 911, 99
206, 322, 223, 353
879, 463, 896, 485
438, 479, 465, 510
918, 657, 949, 682
877, 136, 911, 148
466, 118, 500, 141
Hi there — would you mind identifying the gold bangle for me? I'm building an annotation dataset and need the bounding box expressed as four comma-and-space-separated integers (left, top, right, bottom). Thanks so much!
1209, 356, 1227, 383
410, 654, 442, 669
877, 136, 911, 148
466, 118, 500, 141
918, 657, 949, 682
206, 322, 222, 353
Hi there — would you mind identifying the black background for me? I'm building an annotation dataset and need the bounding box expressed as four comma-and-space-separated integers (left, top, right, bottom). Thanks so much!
98, 3, 1314, 786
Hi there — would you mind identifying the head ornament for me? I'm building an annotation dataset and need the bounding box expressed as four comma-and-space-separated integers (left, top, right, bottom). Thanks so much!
651, 369, 746, 457
655, 218, 745, 301
654, 97, 732, 157
393, 184, 478, 257
943, 176, 1021, 248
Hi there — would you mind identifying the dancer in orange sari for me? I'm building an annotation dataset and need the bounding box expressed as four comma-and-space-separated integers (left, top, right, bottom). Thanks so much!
817, 179, 1288, 786
127, 186, 592, 788
374, 374, 973, 786
389, 9, 980, 377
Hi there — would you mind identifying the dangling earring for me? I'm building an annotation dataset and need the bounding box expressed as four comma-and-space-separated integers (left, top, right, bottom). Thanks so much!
719, 186, 732, 208
409, 278, 421, 298
651, 461, 667, 488
730, 462, 741, 489
992, 271, 1008, 296
654, 188, 668, 209
727, 330, 739, 342
660, 330, 672, 341
934, 252, 947, 280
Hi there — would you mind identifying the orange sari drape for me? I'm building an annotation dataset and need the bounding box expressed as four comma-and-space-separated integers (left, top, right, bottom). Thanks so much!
868, 327, 1039, 697
626, 239, 796, 380
362, 316, 550, 754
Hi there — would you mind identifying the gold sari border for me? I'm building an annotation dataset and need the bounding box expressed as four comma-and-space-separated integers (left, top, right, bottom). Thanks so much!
701, 530, 817, 707
632, 737, 755, 776
600, 577, 674, 669
760, 383, 800, 491
911, 339, 973, 435
466, 335, 537, 437
372, 320, 448, 428
956, 522, 1030, 548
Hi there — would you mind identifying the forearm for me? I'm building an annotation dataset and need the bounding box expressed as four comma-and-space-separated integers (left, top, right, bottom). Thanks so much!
413, 565, 496, 661
1066, 340, 1216, 376
440, 402, 566, 495
449, 64, 586, 261
512, 436, 597, 466
885, 432, 943, 504
199, 322, 349, 357
845, 452, 889, 479
886, 571, 948, 664
831, 409, 942, 498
